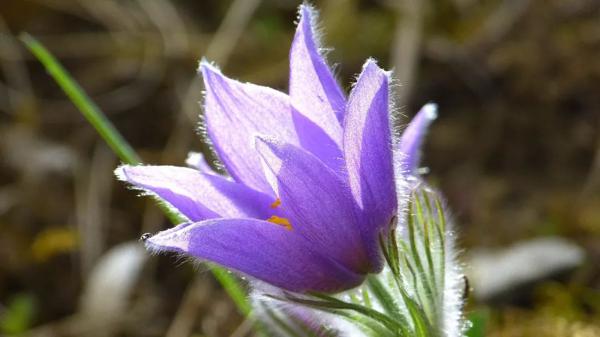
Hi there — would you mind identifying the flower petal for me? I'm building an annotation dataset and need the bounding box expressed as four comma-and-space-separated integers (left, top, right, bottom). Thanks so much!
185, 151, 217, 175
343, 60, 396, 270
289, 5, 345, 144
116, 165, 275, 221
145, 218, 365, 293
201, 62, 299, 194
398, 103, 437, 175
256, 137, 370, 274
292, 109, 345, 175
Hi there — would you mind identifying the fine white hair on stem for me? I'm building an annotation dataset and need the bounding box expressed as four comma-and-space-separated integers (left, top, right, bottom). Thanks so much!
438, 200, 468, 337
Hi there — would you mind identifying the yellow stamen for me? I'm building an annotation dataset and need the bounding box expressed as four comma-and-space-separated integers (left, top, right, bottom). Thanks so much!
270, 198, 282, 209
267, 215, 292, 230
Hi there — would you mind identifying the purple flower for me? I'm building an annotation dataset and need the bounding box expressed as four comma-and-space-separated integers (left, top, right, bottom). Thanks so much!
116, 5, 434, 294
398, 103, 437, 176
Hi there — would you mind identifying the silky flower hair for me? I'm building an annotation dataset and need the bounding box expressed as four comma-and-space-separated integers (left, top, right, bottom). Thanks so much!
116, 4, 466, 336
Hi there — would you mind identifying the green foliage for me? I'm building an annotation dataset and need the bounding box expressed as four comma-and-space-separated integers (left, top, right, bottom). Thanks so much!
0, 293, 36, 335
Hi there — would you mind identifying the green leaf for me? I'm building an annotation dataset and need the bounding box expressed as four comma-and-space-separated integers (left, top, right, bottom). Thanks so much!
398, 288, 434, 337
283, 293, 404, 333
365, 276, 407, 326
261, 306, 310, 337
335, 311, 397, 337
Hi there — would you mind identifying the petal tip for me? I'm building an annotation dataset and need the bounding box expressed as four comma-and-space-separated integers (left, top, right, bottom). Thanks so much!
198, 59, 221, 76
363, 57, 378, 67
298, 3, 311, 16
185, 151, 214, 173
254, 135, 282, 163
360, 58, 389, 80
254, 135, 283, 154
298, 3, 317, 29
144, 226, 191, 255
114, 164, 151, 184
114, 165, 133, 183
185, 151, 202, 167
422, 102, 438, 120
142, 232, 162, 254
293, 3, 321, 60
362, 58, 381, 70
143, 237, 167, 256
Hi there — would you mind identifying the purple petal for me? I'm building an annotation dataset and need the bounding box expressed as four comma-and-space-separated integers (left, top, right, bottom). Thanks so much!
201, 61, 344, 186
398, 103, 437, 175
201, 62, 299, 194
289, 5, 345, 145
116, 165, 275, 221
145, 218, 365, 293
256, 137, 370, 274
185, 151, 217, 175
343, 60, 396, 270
291, 108, 345, 174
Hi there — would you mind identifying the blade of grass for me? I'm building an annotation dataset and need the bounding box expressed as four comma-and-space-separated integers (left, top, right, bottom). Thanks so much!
19, 33, 140, 166
20, 33, 251, 316
211, 265, 251, 315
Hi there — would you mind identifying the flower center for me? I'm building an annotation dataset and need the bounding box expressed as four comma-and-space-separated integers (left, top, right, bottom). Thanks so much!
270, 198, 282, 209
267, 215, 292, 230
267, 198, 292, 230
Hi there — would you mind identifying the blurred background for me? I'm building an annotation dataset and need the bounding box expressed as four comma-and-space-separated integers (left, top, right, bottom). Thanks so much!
0, 0, 599, 336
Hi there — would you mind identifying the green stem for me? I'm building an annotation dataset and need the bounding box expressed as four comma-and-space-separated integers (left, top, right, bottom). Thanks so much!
21, 33, 251, 316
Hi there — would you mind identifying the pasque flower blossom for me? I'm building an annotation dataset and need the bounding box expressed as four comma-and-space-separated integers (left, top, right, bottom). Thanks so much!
116, 5, 435, 294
